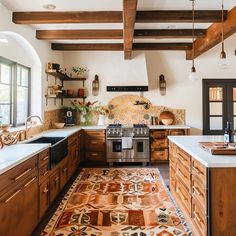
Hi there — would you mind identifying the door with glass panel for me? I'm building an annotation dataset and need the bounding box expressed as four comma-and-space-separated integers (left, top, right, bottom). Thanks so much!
203, 79, 236, 135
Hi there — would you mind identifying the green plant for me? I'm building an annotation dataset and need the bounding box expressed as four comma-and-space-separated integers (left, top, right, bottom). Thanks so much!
72, 66, 88, 75
69, 100, 97, 114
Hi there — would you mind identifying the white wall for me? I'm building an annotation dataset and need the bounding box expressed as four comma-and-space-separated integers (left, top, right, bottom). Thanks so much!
63, 34, 236, 134
0, 3, 63, 118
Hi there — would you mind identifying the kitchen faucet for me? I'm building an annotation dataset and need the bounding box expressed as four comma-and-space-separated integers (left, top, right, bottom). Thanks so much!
25, 115, 44, 139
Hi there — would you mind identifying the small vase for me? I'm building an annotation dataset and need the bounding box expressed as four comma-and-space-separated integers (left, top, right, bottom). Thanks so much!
97, 114, 105, 126
80, 112, 92, 126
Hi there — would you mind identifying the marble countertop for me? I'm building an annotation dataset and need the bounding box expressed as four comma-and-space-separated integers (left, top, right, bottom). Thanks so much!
148, 125, 190, 129
0, 144, 50, 175
168, 135, 236, 168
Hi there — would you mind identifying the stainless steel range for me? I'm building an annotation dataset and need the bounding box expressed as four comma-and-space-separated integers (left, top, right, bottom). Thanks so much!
106, 124, 150, 166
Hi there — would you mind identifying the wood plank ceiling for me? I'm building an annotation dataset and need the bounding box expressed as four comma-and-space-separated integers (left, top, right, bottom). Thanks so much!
12, 1, 235, 60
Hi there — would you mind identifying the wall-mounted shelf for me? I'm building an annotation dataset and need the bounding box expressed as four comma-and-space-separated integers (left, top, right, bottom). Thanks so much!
45, 71, 87, 106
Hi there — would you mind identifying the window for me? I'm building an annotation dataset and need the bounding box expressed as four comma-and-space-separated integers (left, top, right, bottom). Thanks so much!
0, 57, 30, 126
203, 79, 236, 135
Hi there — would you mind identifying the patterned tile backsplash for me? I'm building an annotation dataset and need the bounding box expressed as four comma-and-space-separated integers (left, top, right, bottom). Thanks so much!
106, 95, 185, 125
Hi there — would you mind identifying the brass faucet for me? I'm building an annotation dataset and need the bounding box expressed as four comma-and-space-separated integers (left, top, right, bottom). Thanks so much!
25, 115, 44, 139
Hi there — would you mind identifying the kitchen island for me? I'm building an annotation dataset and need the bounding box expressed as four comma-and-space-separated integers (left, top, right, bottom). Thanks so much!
168, 135, 236, 236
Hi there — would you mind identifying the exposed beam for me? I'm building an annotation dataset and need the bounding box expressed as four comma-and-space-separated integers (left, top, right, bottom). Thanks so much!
133, 43, 192, 51
51, 43, 124, 51
186, 6, 236, 60
51, 43, 192, 51
13, 10, 227, 24
12, 11, 122, 24
123, 0, 137, 60
136, 10, 227, 23
36, 30, 123, 40
134, 29, 206, 38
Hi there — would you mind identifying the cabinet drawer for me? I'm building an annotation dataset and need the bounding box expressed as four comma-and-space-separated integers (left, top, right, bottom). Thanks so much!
151, 130, 168, 139
151, 149, 168, 161
39, 163, 50, 183
85, 152, 105, 161
151, 139, 168, 149
169, 129, 185, 136
0, 156, 38, 194
176, 147, 191, 171
38, 149, 50, 167
192, 158, 207, 185
176, 161, 191, 193
85, 130, 105, 139
85, 139, 105, 151
176, 179, 191, 217
192, 174, 207, 213
192, 198, 207, 236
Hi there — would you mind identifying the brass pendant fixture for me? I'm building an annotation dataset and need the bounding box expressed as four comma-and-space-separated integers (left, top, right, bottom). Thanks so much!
92, 74, 99, 96
188, 0, 198, 81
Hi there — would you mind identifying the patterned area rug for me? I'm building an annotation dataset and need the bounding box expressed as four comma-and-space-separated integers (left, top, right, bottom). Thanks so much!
41, 168, 189, 236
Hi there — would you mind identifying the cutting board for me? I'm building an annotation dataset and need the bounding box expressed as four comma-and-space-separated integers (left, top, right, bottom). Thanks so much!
199, 142, 236, 155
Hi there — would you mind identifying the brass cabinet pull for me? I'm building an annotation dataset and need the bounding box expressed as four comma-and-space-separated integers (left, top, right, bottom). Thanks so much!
193, 186, 203, 196
54, 176, 59, 182
90, 141, 98, 145
178, 153, 187, 162
4, 189, 21, 203
43, 170, 49, 176
14, 168, 32, 181
194, 211, 204, 224
24, 177, 36, 188
63, 167, 68, 173
91, 153, 98, 156
42, 156, 49, 161
177, 187, 188, 201
178, 168, 188, 180
43, 187, 49, 193
193, 166, 203, 175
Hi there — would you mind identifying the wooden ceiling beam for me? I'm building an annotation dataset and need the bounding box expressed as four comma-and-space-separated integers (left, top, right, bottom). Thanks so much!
123, 0, 137, 60
136, 10, 227, 23
51, 43, 192, 51
13, 10, 227, 24
134, 29, 206, 38
186, 6, 236, 60
36, 29, 123, 39
12, 11, 122, 24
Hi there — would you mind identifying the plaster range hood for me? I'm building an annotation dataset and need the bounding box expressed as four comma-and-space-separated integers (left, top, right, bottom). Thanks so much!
106, 53, 149, 92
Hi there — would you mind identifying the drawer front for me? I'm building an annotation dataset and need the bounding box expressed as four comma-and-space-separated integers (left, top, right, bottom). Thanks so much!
85, 152, 105, 162
176, 161, 191, 193
192, 158, 207, 185
85, 130, 105, 139
192, 174, 207, 213
39, 149, 50, 167
39, 178, 50, 219
39, 163, 50, 183
85, 139, 105, 152
0, 156, 38, 194
169, 129, 185, 136
151, 149, 168, 161
176, 179, 191, 217
176, 147, 191, 171
151, 139, 168, 149
151, 130, 167, 139
192, 198, 207, 236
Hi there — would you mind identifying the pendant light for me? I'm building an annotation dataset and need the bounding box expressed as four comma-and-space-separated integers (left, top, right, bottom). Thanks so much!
92, 74, 99, 96
219, 0, 228, 69
188, 0, 198, 81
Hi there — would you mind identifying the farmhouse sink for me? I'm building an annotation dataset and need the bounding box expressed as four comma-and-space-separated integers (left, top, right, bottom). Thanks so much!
26, 136, 68, 167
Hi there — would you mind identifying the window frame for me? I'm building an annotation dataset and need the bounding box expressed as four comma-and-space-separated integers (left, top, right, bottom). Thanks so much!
0, 56, 31, 126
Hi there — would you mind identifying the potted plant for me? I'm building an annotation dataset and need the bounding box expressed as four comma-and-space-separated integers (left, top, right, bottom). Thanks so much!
72, 66, 88, 78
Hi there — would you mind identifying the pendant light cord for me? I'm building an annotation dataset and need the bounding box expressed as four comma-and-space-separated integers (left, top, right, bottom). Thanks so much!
192, 0, 195, 69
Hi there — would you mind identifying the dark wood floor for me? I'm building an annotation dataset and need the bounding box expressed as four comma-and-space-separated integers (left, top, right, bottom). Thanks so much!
32, 163, 169, 236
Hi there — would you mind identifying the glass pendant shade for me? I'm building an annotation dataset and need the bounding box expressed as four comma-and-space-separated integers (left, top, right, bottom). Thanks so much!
218, 48, 228, 69
188, 66, 198, 81
92, 74, 99, 96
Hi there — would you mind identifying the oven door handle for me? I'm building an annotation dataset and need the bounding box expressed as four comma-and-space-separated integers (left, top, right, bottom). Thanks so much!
132, 137, 150, 140
106, 137, 122, 140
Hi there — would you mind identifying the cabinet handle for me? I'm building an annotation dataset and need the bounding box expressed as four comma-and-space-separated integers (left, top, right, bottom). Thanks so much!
24, 177, 36, 187
4, 189, 21, 203
91, 153, 98, 156
193, 166, 203, 175
90, 141, 98, 144
178, 168, 188, 180
178, 153, 187, 162
42, 156, 49, 161
63, 167, 68, 173
43, 187, 49, 193
193, 186, 203, 196
54, 177, 59, 182
194, 211, 204, 224
177, 187, 187, 201
14, 168, 32, 181
43, 170, 49, 176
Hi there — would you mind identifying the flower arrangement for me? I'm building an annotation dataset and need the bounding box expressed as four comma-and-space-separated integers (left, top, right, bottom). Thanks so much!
72, 66, 88, 76
93, 105, 109, 115
69, 100, 97, 114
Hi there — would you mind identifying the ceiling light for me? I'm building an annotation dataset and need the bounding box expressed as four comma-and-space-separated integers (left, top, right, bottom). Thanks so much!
188, 0, 198, 81
219, 0, 228, 69
43, 4, 56, 10
0, 32, 8, 43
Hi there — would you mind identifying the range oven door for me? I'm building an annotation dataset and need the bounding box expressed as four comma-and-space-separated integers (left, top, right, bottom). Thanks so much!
132, 137, 150, 161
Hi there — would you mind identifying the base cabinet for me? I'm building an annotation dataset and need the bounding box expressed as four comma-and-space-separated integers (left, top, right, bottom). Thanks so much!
39, 178, 50, 219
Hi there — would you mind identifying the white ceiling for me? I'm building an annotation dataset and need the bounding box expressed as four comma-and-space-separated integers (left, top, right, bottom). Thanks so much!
1, 0, 235, 44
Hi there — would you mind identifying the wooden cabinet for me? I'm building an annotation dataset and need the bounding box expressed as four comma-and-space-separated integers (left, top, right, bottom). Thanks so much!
68, 133, 79, 177
60, 159, 69, 189
84, 130, 106, 162
150, 129, 187, 162
39, 178, 50, 219
49, 168, 60, 203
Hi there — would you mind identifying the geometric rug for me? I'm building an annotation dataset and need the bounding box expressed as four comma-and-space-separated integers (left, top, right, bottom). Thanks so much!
41, 168, 190, 236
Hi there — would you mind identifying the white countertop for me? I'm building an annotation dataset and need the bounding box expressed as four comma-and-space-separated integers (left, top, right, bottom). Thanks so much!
0, 144, 50, 174
148, 125, 190, 129
168, 135, 236, 168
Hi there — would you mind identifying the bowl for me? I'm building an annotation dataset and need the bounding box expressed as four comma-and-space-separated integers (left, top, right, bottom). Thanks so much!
53, 122, 65, 129
161, 118, 174, 125
159, 111, 175, 125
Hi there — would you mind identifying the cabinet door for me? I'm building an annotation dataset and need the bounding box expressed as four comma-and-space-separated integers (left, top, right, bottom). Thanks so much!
60, 161, 69, 189
39, 178, 50, 219
50, 169, 60, 203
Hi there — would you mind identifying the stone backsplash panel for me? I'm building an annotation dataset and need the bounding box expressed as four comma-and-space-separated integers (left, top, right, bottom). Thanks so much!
44, 109, 63, 129
106, 95, 185, 125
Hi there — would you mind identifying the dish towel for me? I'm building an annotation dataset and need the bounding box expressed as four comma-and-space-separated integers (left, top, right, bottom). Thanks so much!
122, 137, 133, 150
